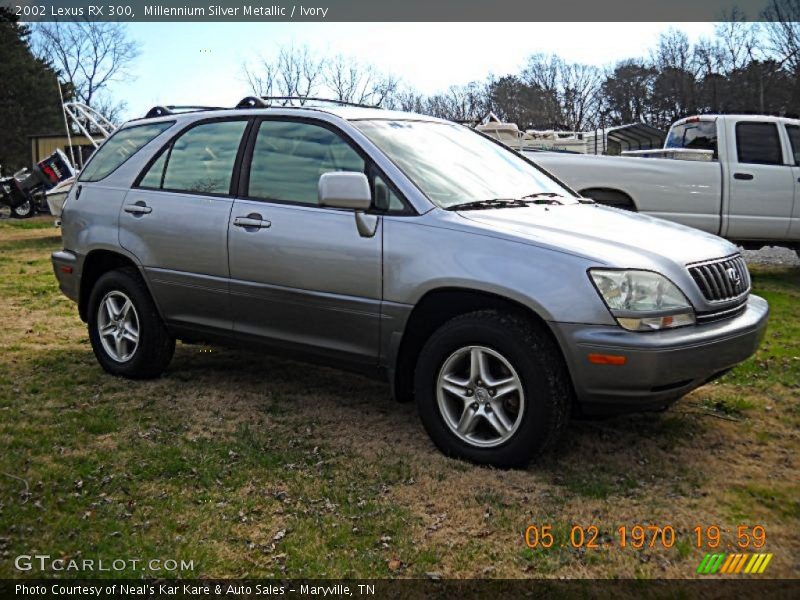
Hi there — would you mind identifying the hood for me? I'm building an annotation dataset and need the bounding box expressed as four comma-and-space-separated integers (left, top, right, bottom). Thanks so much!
455, 203, 738, 268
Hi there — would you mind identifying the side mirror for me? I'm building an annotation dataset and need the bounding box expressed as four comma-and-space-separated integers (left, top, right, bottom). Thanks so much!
318, 172, 378, 238
318, 172, 371, 211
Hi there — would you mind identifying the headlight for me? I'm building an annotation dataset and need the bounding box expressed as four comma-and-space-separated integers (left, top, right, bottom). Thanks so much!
589, 269, 695, 331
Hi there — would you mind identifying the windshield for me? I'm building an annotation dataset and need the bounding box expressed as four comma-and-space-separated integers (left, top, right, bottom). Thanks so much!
353, 120, 576, 209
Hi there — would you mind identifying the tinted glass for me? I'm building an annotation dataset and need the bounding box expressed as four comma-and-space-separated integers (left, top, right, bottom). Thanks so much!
736, 122, 783, 165
162, 120, 247, 194
787, 125, 800, 166
354, 120, 574, 209
248, 121, 365, 204
79, 121, 173, 182
139, 150, 167, 188
374, 173, 404, 212
665, 121, 718, 158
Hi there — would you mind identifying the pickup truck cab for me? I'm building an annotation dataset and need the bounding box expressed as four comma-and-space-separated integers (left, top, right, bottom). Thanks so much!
532, 115, 800, 255
52, 101, 768, 467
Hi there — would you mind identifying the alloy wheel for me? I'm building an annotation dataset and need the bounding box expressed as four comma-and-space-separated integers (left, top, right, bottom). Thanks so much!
435, 345, 525, 448
97, 291, 140, 362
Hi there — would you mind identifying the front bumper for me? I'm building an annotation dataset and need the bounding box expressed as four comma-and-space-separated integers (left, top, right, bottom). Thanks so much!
51, 250, 80, 303
551, 295, 769, 414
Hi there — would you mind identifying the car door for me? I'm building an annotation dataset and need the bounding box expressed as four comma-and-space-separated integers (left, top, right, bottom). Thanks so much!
786, 124, 800, 241
119, 118, 250, 332
228, 118, 382, 367
725, 121, 795, 240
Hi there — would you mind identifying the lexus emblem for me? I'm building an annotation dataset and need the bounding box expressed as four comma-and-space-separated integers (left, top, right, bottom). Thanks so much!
726, 267, 742, 290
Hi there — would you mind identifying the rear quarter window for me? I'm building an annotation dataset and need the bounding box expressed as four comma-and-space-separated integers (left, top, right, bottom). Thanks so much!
78, 121, 174, 182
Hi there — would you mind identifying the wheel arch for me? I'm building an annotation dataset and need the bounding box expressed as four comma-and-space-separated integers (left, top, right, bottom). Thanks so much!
579, 187, 637, 211
391, 287, 571, 403
79, 249, 148, 322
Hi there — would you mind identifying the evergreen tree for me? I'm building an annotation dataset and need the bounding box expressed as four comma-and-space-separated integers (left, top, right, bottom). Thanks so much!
0, 7, 65, 174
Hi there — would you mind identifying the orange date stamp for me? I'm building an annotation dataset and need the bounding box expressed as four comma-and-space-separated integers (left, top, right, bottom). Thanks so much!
524, 524, 767, 550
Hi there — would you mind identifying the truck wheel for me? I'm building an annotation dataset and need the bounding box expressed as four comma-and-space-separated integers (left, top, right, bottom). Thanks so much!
87, 267, 175, 379
414, 310, 571, 468
11, 200, 33, 218
581, 189, 636, 211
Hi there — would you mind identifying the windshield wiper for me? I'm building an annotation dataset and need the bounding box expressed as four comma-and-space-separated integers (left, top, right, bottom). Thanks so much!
447, 193, 580, 211
520, 192, 565, 205
445, 198, 529, 211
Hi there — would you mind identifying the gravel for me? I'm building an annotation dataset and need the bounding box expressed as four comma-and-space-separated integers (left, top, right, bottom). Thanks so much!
740, 245, 800, 267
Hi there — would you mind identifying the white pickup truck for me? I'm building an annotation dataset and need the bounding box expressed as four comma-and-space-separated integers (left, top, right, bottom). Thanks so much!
530, 115, 800, 255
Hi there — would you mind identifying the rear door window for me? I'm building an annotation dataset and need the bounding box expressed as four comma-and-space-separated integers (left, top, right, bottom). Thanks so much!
735, 122, 784, 165
786, 125, 800, 166
79, 121, 173, 182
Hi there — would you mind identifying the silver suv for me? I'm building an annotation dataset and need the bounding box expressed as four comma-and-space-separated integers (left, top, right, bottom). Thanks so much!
52, 99, 769, 467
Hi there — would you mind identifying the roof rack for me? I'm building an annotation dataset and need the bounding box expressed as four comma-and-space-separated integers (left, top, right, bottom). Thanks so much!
142, 97, 382, 120
144, 105, 226, 118
235, 96, 381, 109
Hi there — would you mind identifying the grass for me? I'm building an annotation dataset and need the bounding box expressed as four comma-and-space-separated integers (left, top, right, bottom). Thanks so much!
0, 217, 798, 579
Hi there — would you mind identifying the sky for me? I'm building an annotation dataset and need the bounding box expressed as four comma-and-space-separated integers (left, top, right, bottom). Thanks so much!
113, 22, 719, 119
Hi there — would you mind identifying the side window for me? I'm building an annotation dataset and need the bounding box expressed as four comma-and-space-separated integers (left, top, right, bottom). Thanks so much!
787, 125, 800, 166
373, 173, 405, 213
79, 121, 173, 182
735, 122, 783, 166
247, 120, 365, 204
161, 120, 248, 194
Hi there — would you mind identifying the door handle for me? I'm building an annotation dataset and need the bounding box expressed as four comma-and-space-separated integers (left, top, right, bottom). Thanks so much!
123, 202, 152, 215
233, 213, 271, 229
733, 173, 754, 180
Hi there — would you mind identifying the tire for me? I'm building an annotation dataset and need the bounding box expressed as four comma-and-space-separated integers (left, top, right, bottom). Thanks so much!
414, 310, 571, 468
10, 200, 33, 218
87, 267, 175, 379
582, 189, 636, 211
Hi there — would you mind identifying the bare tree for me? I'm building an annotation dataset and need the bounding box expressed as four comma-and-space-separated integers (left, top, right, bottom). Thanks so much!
242, 44, 324, 103
648, 29, 701, 126
34, 21, 140, 109
421, 82, 488, 122
520, 54, 601, 129
560, 63, 602, 130
521, 53, 563, 127
651, 28, 696, 74
762, 0, 800, 71
324, 54, 398, 106
244, 46, 396, 106
389, 88, 427, 113
713, 10, 762, 73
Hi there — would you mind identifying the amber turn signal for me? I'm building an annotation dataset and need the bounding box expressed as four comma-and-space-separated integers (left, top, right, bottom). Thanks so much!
587, 353, 627, 366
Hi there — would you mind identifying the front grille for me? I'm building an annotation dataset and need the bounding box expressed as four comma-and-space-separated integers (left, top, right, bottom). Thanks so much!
687, 254, 750, 302
696, 302, 747, 324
